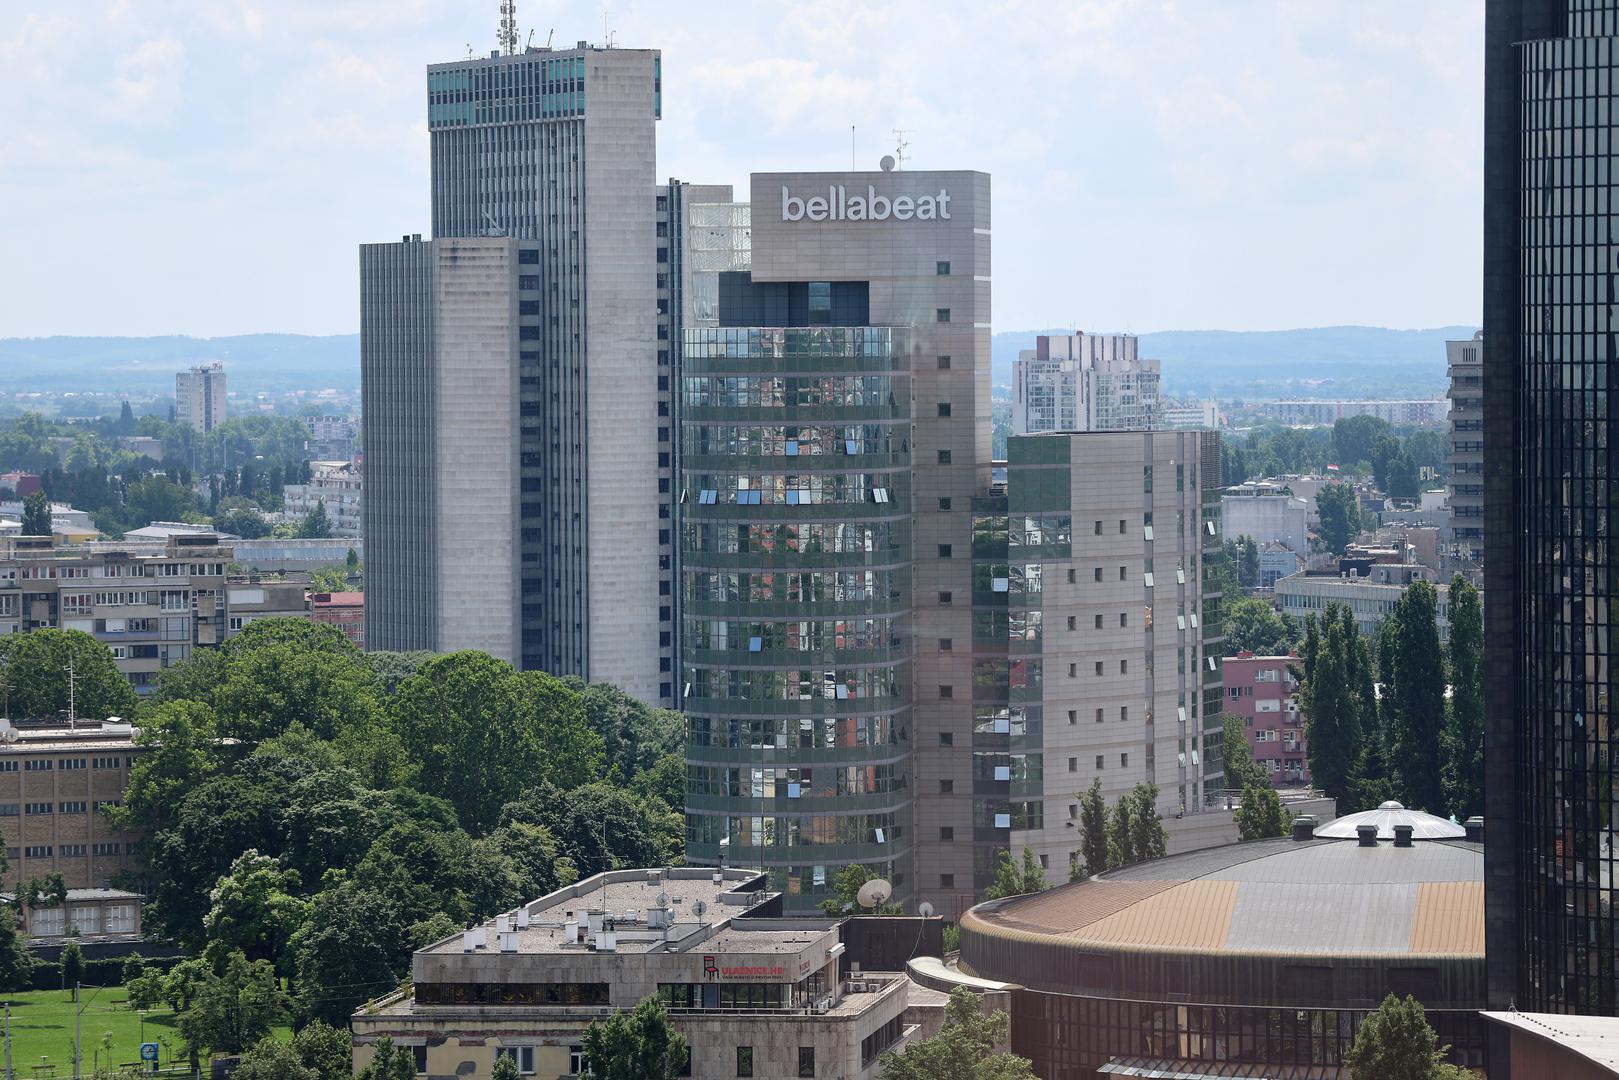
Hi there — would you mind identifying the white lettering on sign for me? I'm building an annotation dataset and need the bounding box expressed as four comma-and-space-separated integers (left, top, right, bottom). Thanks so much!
782, 185, 952, 223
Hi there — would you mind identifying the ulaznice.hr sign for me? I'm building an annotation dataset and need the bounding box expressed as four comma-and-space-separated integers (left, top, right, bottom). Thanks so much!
782, 185, 951, 222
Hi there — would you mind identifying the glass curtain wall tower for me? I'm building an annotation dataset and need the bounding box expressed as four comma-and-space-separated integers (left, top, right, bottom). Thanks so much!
1484, 0, 1619, 1025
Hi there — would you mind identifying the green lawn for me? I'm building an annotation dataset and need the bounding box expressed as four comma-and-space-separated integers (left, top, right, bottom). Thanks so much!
0, 988, 180, 1077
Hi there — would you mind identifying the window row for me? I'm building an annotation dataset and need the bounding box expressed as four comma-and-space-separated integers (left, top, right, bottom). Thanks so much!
685, 812, 900, 848
685, 617, 899, 653
684, 424, 905, 458
687, 714, 899, 750
686, 763, 900, 799
684, 521, 904, 557
684, 570, 900, 604
688, 473, 903, 507
685, 667, 902, 704
682, 376, 898, 409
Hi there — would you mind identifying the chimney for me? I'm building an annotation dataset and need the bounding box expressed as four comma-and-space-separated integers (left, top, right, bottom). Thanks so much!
1291, 815, 1316, 842
1393, 824, 1414, 848
1464, 816, 1485, 844
1356, 824, 1378, 847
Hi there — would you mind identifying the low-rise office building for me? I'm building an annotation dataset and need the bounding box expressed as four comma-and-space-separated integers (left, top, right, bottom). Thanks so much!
0, 717, 149, 889
1256, 540, 1304, 590
1221, 487, 1309, 557
310, 591, 365, 648
351, 868, 930, 1080
1275, 566, 1456, 641
226, 576, 313, 635
4, 887, 143, 945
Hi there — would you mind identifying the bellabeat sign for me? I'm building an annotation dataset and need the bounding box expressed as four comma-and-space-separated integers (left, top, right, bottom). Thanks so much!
782, 185, 951, 223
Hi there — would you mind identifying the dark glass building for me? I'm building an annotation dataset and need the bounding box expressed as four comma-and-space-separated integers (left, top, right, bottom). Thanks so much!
1484, 0, 1619, 1027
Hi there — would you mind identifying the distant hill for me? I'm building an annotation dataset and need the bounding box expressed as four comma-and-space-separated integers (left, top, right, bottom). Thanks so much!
2, 325, 1476, 402
0, 334, 361, 396
992, 325, 1478, 399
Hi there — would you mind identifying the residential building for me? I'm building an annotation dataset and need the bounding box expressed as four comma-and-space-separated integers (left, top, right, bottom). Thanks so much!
0, 503, 94, 532
0, 534, 232, 695
1004, 430, 1226, 886
349, 868, 929, 1080
1221, 487, 1309, 556
310, 591, 364, 648
679, 169, 994, 916
1261, 398, 1449, 426
0, 717, 150, 890
364, 41, 664, 701
225, 576, 312, 635
1223, 653, 1307, 786
1274, 567, 1454, 641
1446, 332, 1484, 562
305, 415, 359, 460
948, 818, 1487, 1076
283, 460, 363, 538
1159, 397, 1221, 429
0, 474, 41, 498
1483, 0, 1619, 1034
175, 362, 227, 433
1011, 333, 1161, 435
1256, 540, 1305, 589
114, 437, 164, 461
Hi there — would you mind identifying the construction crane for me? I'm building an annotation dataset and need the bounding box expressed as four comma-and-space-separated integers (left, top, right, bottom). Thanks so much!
500, 0, 518, 55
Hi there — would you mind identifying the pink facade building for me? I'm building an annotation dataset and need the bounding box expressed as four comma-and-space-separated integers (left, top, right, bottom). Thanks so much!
1224, 652, 1309, 787
310, 591, 365, 649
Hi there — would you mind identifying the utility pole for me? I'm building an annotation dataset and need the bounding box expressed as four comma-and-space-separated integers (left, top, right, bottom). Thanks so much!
73, 982, 80, 1080
6, 1001, 12, 1080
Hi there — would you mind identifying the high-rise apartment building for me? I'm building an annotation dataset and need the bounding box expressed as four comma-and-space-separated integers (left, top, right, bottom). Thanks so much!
1012, 333, 1161, 435
1484, 0, 1619, 1030
1446, 332, 1484, 562
679, 170, 995, 916
364, 42, 664, 700
174, 362, 226, 433
1004, 430, 1225, 885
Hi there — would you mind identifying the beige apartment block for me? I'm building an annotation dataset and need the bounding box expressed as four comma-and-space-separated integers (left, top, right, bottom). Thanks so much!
0, 718, 150, 889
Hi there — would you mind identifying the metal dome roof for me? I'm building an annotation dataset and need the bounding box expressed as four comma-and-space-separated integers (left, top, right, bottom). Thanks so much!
1314, 801, 1466, 840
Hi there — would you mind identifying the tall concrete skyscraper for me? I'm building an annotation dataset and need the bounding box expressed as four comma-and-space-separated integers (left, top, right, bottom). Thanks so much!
1484, 0, 1619, 1032
1445, 332, 1484, 563
364, 41, 664, 700
1012, 333, 1162, 435
175, 362, 226, 433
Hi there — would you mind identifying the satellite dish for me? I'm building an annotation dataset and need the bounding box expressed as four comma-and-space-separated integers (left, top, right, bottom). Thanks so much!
917, 901, 935, 918
692, 900, 707, 917
656, 892, 670, 908
879, 154, 896, 172
856, 878, 893, 909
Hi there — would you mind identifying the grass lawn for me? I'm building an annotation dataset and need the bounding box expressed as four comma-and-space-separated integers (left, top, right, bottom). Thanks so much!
0, 987, 180, 1077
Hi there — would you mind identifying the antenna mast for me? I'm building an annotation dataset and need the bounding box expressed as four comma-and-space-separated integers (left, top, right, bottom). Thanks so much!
499, 0, 518, 55
892, 129, 912, 170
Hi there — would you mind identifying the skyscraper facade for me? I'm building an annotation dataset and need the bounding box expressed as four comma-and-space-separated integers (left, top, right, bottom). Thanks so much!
174, 362, 226, 433
1012, 333, 1161, 435
679, 170, 998, 915
1446, 332, 1485, 563
1484, 0, 1619, 1026
365, 42, 664, 700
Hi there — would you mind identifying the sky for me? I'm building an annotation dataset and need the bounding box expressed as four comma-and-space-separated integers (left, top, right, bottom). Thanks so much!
0, 0, 1484, 339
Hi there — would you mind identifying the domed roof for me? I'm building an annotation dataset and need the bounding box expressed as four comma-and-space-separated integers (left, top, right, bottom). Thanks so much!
961, 832, 1482, 961
1314, 801, 1466, 841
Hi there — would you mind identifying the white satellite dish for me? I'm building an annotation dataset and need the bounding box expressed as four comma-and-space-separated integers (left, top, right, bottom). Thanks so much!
879, 154, 896, 172
917, 901, 935, 918
692, 900, 707, 917
856, 878, 893, 909
656, 892, 670, 908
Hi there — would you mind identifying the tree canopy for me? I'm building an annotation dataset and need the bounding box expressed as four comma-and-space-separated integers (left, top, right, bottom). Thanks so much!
581, 996, 688, 1080
1343, 994, 1472, 1080
1315, 482, 1361, 554
0, 628, 139, 719
878, 986, 1037, 1080
985, 847, 1046, 900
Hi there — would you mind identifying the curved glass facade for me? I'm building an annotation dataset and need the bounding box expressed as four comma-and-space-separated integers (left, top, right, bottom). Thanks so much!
1510, 14, 1619, 1013
681, 327, 912, 908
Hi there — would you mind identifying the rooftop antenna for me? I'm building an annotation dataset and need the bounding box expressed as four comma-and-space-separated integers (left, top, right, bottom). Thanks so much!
892, 129, 912, 170
602, 7, 615, 48
500, 0, 518, 56
67, 654, 76, 728
526, 29, 535, 50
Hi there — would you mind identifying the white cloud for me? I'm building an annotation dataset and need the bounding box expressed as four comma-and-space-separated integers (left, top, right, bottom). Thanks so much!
106, 37, 187, 125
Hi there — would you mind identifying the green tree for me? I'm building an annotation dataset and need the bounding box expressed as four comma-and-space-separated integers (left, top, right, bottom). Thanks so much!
1073, 779, 1109, 881
1442, 575, 1484, 819
356, 1036, 416, 1080
61, 939, 84, 996
297, 501, 333, 539
202, 851, 310, 975
1389, 581, 1447, 813
308, 565, 351, 592
567, 680, 686, 783
1236, 783, 1291, 841
232, 1037, 317, 1080
212, 507, 270, 539
985, 847, 1046, 900
178, 949, 284, 1056
1315, 482, 1360, 554
1301, 608, 1364, 804
1386, 451, 1420, 499
1369, 434, 1403, 493
20, 490, 50, 536
0, 629, 138, 719
1343, 993, 1472, 1080
1333, 414, 1391, 470
290, 882, 409, 1027
878, 985, 1037, 1080
1107, 784, 1167, 869
581, 996, 688, 1080
490, 1054, 520, 1080
292, 1019, 357, 1080
1222, 715, 1269, 792
816, 863, 901, 917
1224, 597, 1300, 656
1238, 535, 1259, 590
0, 906, 31, 992
212, 632, 378, 743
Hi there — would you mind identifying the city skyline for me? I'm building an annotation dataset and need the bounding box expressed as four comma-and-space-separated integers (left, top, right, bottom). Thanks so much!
1, 1, 1483, 338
